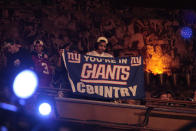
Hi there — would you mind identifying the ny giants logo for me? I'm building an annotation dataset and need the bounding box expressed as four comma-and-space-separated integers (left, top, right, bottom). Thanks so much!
67, 52, 81, 63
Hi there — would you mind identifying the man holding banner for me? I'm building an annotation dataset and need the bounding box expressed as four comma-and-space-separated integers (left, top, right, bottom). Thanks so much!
86, 36, 113, 58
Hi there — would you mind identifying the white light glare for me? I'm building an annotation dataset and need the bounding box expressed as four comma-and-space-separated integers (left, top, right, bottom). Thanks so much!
39, 103, 52, 116
13, 70, 38, 99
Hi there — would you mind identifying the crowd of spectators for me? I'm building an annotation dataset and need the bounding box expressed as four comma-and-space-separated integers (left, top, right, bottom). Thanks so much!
0, 0, 196, 102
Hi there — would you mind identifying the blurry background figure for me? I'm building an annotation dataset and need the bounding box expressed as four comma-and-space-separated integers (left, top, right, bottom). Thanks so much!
86, 36, 113, 57
192, 90, 196, 101
151, 88, 174, 101
53, 44, 78, 88
2, 39, 33, 101
31, 40, 52, 88
3, 39, 34, 87
52, 44, 78, 98
160, 91, 173, 100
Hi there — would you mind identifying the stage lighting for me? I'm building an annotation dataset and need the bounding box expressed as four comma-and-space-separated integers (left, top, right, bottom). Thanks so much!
38, 102, 52, 116
181, 27, 192, 39
13, 70, 38, 99
0, 126, 8, 131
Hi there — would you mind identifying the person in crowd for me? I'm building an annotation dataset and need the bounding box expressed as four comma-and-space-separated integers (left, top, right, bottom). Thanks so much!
190, 90, 196, 102
54, 44, 78, 84
160, 91, 173, 101
0, 46, 7, 88
31, 40, 52, 88
2, 39, 34, 101
86, 36, 113, 57
86, 36, 121, 102
53, 44, 78, 97
31, 40, 48, 60
3, 39, 34, 84
193, 90, 196, 101
151, 88, 174, 101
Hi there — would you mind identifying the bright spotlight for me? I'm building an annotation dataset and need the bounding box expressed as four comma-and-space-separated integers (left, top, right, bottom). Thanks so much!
181, 26, 192, 39
0, 126, 8, 131
38, 102, 52, 116
13, 70, 38, 99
